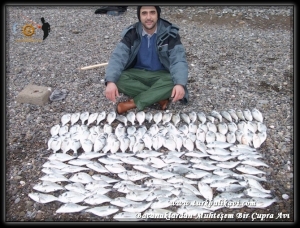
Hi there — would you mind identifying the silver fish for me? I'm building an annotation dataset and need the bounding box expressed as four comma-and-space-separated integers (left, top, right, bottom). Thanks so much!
244, 177, 271, 193
227, 109, 239, 122
182, 137, 194, 151
171, 112, 181, 126
58, 191, 87, 204
153, 112, 162, 125
207, 122, 217, 133
87, 112, 98, 126
47, 135, 59, 150
56, 203, 89, 213
61, 113, 71, 126
115, 123, 126, 138
48, 153, 75, 162
70, 112, 80, 125
198, 182, 213, 201
77, 151, 106, 160
60, 137, 71, 154
132, 139, 145, 153
84, 194, 112, 205
210, 179, 239, 188
142, 132, 153, 150
197, 112, 207, 124
220, 110, 232, 122
251, 108, 263, 122
40, 173, 70, 182
257, 122, 267, 132
86, 161, 109, 173
227, 122, 238, 132
184, 169, 211, 179
50, 137, 62, 153
148, 124, 159, 136
110, 196, 138, 207
118, 170, 149, 181
136, 111, 146, 125
151, 135, 164, 151
145, 112, 153, 123
119, 135, 130, 153
105, 163, 127, 173
126, 111, 136, 125
216, 161, 240, 169
180, 112, 190, 124
50, 124, 60, 136
42, 160, 70, 169
64, 182, 88, 194
135, 150, 163, 159
205, 130, 216, 144
92, 174, 120, 183
126, 190, 150, 201
96, 111, 106, 125
81, 138, 93, 153
33, 181, 65, 193
236, 164, 266, 175
226, 131, 236, 144
162, 112, 173, 125
107, 111, 116, 125
236, 109, 245, 121
116, 114, 128, 126
127, 125, 137, 135
86, 205, 119, 217
244, 188, 273, 198
69, 172, 94, 184
218, 122, 228, 135
148, 170, 176, 180
243, 108, 253, 121
211, 110, 222, 122
80, 111, 89, 125
28, 192, 58, 204
60, 165, 90, 173
163, 137, 176, 151
188, 111, 197, 123
41, 167, 69, 175
121, 156, 146, 166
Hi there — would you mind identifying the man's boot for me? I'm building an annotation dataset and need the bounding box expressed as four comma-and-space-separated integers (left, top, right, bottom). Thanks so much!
117, 99, 136, 114
158, 99, 169, 110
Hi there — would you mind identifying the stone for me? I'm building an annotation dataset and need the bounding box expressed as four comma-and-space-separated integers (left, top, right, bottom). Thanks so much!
16, 84, 51, 106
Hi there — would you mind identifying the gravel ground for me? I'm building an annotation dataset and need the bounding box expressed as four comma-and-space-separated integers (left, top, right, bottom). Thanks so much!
5, 5, 294, 223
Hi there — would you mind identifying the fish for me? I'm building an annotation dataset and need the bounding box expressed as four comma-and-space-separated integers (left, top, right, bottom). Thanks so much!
61, 113, 71, 126
236, 109, 245, 121
153, 112, 162, 125
104, 163, 127, 173
50, 137, 62, 153
244, 188, 273, 198
87, 112, 98, 126
226, 131, 236, 144
126, 111, 136, 125
57, 191, 87, 204
244, 177, 271, 193
69, 172, 94, 184
80, 111, 89, 125
40, 173, 70, 183
64, 182, 88, 194
243, 108, 253, 121
182, 137, 194, 151
107, 111, 116, 125
96, 111, 106, 125
189, 111, 197, 123
136, 111, 146, 126
251, 108, 263, 122
163, 137, 176, 151
220, 110, 232, 122
60, 165, 90, 173
197, 182, 213, 201
86, 161, 109, 173
33, 181, 65, 193
180, 112, 190, 124
227, 122, 238, 132
81, 138, 93, 153
236, 164, 266, 175
56, 203, 89, 213
241, 158, 269, 167
210, 110, 222, 122
48, 153, 75, 162
28, 192, 58, 204
162, 112, 173, 125
205, 130, 216, 144
197, 112, 207, 124
145, 112, 153, 123
92, 174, 120, 183
227, 109, 239, 122
171, 112, 181, 126
50, 124, 60, 136
60, 137, 71, 154
207, 122, 217, 133
215, 132, 226, 142
84, 194, 112, 205
86, 205, 119, 217
218, 122, 228, 135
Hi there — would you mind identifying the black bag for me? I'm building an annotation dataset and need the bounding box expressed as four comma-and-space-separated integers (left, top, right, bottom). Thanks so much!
95, 6, 128, 14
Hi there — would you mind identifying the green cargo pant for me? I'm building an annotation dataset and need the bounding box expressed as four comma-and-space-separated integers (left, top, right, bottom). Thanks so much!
116, 68, 174, 111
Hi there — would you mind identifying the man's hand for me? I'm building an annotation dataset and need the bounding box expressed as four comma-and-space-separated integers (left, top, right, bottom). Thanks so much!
105, 82, 120, 103
171, 84, 185, 102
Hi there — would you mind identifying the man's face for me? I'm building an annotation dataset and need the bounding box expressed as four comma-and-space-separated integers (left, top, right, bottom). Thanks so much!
140, 6, 158, 34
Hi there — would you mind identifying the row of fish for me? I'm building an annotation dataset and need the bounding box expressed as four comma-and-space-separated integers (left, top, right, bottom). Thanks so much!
48, 110, 268, 157
59, 108, 264, 127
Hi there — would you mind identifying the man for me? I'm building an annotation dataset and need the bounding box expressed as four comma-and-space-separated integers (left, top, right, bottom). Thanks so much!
105, 6, 189, 114
41, 17, 51, 40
